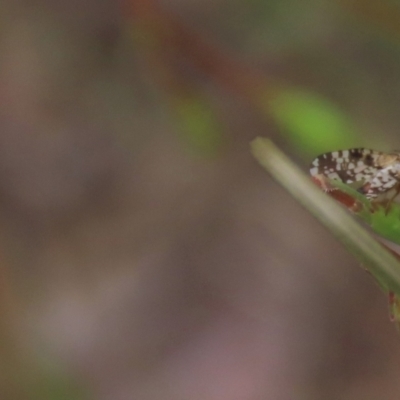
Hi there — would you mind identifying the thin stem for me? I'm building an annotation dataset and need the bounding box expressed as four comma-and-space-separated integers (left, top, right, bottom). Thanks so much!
251, 137, 400, 294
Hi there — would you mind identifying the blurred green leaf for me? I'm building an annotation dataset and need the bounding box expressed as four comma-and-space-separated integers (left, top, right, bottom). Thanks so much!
173, 96, 223, 155
265, 88, 360, 156
33, 377, 86, 400
29, 355, 88, 400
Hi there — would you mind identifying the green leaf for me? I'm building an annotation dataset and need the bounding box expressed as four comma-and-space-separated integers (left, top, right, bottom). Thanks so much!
173, 96, 223, 156
265, 88, 360, 156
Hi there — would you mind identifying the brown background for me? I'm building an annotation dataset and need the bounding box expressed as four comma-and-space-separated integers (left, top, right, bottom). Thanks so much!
0, 1, 400, 399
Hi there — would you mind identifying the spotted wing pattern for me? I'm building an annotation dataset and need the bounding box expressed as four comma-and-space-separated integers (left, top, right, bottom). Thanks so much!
310, 148, 400, 199
358, 165, 400, 199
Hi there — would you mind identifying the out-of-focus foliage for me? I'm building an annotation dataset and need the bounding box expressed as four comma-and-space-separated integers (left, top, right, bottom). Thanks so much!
3, 0, 400, 399
173, 95, 223, 155
32, 371, 86, 400
266, 88, 360, 156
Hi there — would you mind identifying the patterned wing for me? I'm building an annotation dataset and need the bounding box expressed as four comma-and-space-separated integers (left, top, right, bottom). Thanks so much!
310, 148, 383, 184
358, 166, 400, 199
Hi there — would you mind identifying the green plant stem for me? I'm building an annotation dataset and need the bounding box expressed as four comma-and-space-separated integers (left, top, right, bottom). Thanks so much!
251, 137, 400, 294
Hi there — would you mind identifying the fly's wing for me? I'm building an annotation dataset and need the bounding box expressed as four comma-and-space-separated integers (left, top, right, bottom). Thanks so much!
310, 148, 383, 185
358, 167, 399, 199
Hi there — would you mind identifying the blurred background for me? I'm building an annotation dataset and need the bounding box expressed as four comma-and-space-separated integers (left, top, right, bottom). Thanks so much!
1, 0, 400, 399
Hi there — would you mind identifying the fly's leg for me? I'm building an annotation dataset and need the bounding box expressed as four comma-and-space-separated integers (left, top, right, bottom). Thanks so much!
383, 184, 400, 215
358, 168, 400, 215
